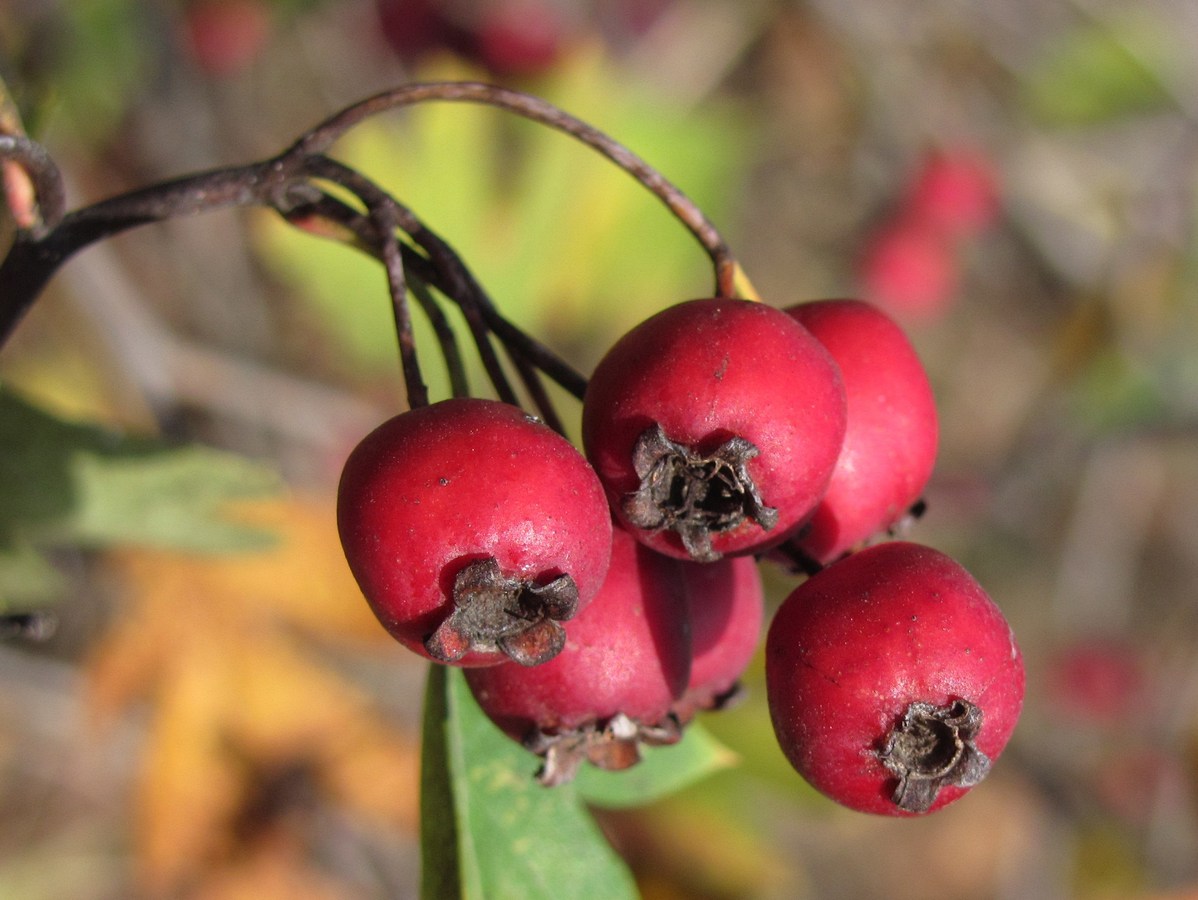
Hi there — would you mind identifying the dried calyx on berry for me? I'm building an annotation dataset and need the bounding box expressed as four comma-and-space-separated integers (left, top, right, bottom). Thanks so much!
583, 298, 847, 563
766, 542, 1024, 816
425, 558, 579, 667
526, 713, 682, 787
622, 424, 777, 563
337, 398, 613, 668
464, 528, 692, 784
879, 699, 991, 813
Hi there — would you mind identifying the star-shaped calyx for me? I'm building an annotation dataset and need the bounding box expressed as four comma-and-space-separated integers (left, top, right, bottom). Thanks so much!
425, 558, 579, 667
878, 699, 991, 813
621, 423, 778, 562
524, 712, 684, 786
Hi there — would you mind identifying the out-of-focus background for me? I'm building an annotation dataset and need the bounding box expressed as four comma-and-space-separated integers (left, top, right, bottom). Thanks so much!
2, 1, 1197, 897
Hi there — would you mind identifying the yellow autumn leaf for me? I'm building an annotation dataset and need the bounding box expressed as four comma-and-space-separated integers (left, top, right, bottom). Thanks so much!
134, 640, 244, 894
84, 492, 423, 896
191, 837, 350, 900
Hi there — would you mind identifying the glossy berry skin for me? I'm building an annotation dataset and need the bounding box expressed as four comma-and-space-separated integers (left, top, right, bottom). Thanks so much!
782, 299, 938, 565
337, 398, 612, 667
673, 554, 765, 722
766, 542, 1024, 816
465, 527, 691, 784
582, 298, 847, 563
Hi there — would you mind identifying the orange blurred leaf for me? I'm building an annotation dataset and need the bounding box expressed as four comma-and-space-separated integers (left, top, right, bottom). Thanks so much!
84, 492, 422, 895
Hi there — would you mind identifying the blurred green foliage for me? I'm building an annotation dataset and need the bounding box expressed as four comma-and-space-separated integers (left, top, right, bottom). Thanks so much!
0, 385, 279, 610
256, 55, 751, 398
1023, 13, 1182, 125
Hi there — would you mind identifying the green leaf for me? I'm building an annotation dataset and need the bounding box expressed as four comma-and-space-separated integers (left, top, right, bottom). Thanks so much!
1022, 16, 1180, 126
1069, 348, 1169, 431
0, 537, 66, 613
420, 665, 465, 900
0, 386, 280, 553
48, 0, 155, 145
575, 721, 737, 809
421, 665, 639, 900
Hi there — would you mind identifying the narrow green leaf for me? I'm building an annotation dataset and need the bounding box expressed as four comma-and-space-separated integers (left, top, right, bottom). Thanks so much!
422, 665, 639, 900
0, 386, 279, 553
66, 446, 280, 552
420, 665, 465, 900
575, 721, 738, 810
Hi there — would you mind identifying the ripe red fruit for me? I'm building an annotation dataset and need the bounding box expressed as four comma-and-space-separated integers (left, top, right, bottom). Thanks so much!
182, 0, 271, 78
1044, 637, 1147, 726
582, 298, 847, 563
859, 217, 959, 322
673, 554, 765, 723
906, 148, 1000, 239
780, 299, 938, 565
765, 542, 1024, 815
465, 527, 691, 785
375, 0, 470, 64
337, 398, 612, 667
473, 0, 568, 78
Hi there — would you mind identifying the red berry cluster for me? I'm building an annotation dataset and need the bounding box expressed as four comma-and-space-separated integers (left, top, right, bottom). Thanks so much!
337, 293, 1024, 816
859, 147, 1001, 322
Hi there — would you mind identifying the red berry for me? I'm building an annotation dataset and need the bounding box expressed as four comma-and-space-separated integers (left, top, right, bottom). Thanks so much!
858, 217, 958, 322
1044, 637, 1147, 726
765, 542, 1024, 815
375, 0, 475, 63
582, 298, 847, 562
780, 299, 938, 565
337, 398, 612, 667
673, 554, 765, 723
473, 0, 568, 78
465, 527, 691, 785
906, 148, 1000, 239
182, 0, 271, 78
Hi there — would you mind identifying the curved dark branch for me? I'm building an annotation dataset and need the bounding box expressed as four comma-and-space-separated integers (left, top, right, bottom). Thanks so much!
0, 159, 288, 344
0, 133, 67, 232
288, 81, 737, 298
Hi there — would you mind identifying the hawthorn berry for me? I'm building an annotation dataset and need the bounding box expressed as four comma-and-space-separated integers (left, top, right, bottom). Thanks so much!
1044, 637, 1147, 726
673, 553, 765, 723
859, 216, 959, 321
182, 0, 272, 78
375, 0, 470, 64
779, 298, 938, 565
337, 398, 612, 667
582, 298, 847, 563
465, 527, 691, 785
473, 0, 570, 78
906, 147, 1000, 240
765, 541, 1024, 815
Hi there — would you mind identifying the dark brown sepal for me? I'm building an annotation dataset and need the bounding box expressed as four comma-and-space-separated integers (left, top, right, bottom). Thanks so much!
878, 698, 991, 813
525, 712, 684, 787
498, 618, 567, 667
424, 558, 579, 667
622, 423, 778, 563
